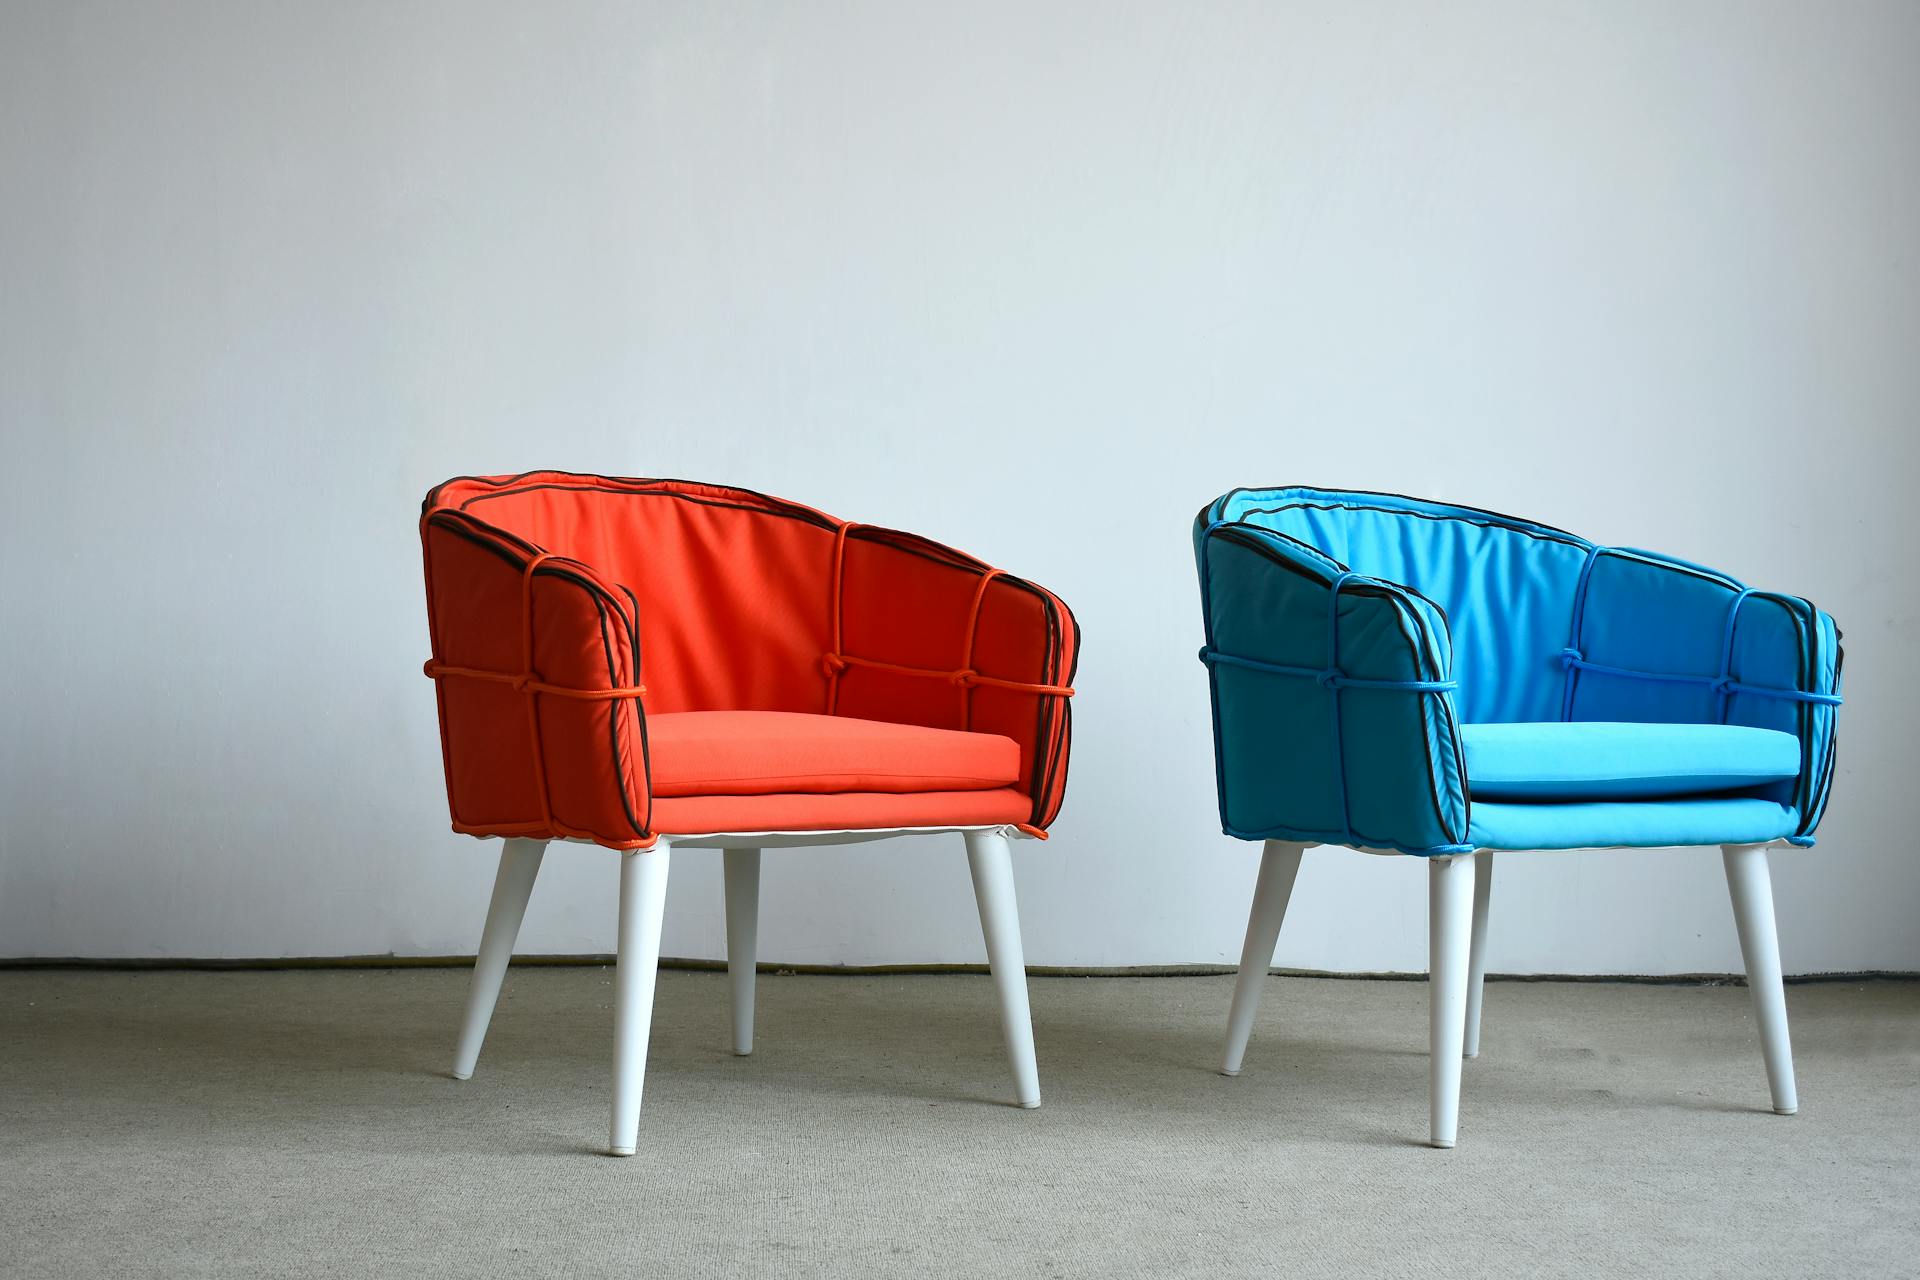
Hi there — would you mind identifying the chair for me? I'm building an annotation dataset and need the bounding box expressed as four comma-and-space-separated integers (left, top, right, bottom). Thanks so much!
420, 472, 1078, 1154
1194, 487, 1842, 1148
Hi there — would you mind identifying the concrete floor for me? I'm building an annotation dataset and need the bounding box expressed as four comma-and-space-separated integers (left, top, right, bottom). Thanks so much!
2, 968, 1916, 1278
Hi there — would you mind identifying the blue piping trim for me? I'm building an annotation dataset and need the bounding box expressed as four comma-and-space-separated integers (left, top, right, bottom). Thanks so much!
1325, 571, 1359, 846
1613, 546, 1742, 586
1195, 521, 1233, 838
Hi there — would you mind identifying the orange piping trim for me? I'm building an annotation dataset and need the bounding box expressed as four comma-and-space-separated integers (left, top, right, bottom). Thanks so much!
451, 819, 660, 850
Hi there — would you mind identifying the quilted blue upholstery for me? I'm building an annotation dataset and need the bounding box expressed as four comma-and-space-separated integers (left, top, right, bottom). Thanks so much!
1195, 488, 1842, 854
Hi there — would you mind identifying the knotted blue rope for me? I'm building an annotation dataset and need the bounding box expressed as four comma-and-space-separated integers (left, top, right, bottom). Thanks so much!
1196, 572, 1461, 848
1196, 649, 1459, 692
1556, 648, 1841, 707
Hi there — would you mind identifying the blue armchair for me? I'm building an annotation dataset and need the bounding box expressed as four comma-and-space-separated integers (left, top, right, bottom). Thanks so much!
1194, 486, 1842, 1147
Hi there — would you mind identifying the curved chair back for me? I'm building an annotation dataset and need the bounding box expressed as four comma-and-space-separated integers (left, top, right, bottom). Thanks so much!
1196, 486, 1841, 848
422, 472, 1078, 844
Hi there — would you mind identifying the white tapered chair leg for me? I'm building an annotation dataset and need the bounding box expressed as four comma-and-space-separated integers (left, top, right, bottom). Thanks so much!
964, 829, 1041, 1109
723, 847, 761, 1056
1462, 850, 1494, 1060
609, 844, 672, 1157
451, 838, 546, 1080
1723, 844, 1798, 1115
1428, 853, 1476, 1149
1221, 840, 1307, 1076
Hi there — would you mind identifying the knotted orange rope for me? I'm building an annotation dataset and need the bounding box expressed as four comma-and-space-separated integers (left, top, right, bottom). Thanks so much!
820, 523, 1074, 719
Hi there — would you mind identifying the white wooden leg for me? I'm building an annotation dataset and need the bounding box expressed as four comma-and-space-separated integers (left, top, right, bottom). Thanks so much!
609, 844, 672, 1157
1463, 850, 1494, 1059
451, 838, 546, 1080
723, 847, 761, 1056
1428, 853, 1475, 1149
964, 829, 1041, 1109
1221, 840, 1307, 1076
1723, 843, 1798, 1115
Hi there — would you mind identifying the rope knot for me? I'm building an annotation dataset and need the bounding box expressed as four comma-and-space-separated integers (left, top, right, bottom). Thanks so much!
949, 668, 979, 688
1560, 647, 1584, 667
820, 653, 849, 677
1315, 669, 1342, 689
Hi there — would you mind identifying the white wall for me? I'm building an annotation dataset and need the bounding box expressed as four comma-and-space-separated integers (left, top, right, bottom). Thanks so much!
3, 0, 1915, 974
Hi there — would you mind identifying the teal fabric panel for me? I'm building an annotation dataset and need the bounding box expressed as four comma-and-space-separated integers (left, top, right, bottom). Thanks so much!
1196, 523, 1468, 853
1211, 488, 1591, 724
1570, 550, 1843, 838
1468, 797, 1801, 850
1462, 722, 1800, 801
1567, 551, 1728, 723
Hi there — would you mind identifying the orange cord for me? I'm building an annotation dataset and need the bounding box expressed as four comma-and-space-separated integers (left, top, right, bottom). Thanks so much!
422, 662, 648, 702
821, 523, 1075, 715
817, 651, 1074, 698
956, 568, 1002, 728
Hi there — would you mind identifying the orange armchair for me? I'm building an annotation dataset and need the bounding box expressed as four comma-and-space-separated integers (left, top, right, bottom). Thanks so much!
420, 472, 1078, 1154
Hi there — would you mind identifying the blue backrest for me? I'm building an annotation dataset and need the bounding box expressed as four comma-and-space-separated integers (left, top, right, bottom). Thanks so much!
1208, 488, 1594, 724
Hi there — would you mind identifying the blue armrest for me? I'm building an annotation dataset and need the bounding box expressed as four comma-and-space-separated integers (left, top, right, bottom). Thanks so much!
1195, 519, 1472, 855
1563, 547, 1843, 842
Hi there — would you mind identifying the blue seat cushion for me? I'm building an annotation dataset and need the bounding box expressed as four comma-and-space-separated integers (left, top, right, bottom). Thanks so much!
1467, 796, 1800, 850
1462, 722, 1801, 802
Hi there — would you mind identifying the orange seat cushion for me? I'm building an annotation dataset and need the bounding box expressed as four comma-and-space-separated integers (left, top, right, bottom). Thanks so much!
645, 711, 1022, 798
649, 788, 1033, 836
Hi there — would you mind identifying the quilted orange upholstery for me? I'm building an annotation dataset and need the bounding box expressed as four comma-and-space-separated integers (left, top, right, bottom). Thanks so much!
419, 473, 1078, 846
645, 711, 1021, 797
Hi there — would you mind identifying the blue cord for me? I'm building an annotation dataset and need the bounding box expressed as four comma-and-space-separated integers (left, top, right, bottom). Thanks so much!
1557, 649, 1841, 707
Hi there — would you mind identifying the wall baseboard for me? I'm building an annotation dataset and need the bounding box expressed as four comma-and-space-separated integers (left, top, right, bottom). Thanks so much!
0, 955, 1913, 984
